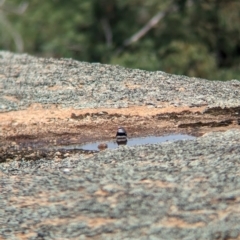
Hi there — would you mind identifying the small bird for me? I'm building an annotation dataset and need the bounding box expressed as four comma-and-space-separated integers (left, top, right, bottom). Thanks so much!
116, 126, 127, 146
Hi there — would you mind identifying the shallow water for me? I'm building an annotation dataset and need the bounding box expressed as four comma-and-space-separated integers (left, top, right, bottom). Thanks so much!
61, 134, 195, 151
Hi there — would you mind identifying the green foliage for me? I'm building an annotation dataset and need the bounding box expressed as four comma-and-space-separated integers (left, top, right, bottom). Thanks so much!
111, 50, 159, 71
1, 0, 240, 80
158, 41, 217, 78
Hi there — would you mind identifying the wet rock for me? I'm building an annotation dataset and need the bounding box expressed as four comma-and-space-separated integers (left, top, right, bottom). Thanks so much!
203, 106, 240, 116
178, 119, 233, 128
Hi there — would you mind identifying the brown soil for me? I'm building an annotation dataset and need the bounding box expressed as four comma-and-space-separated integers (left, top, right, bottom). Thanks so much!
1, 103, 239, 161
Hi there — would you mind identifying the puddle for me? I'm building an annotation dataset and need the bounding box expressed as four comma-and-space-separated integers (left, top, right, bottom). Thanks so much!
60, 134, 195, 151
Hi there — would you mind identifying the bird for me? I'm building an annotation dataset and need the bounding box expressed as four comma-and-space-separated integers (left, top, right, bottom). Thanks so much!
116, 126, 127, 146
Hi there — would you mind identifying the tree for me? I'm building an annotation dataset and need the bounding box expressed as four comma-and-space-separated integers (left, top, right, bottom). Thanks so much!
0, 0, 28, 52
1, 0, 240, 80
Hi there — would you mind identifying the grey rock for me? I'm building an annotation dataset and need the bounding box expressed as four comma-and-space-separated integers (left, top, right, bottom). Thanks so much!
1, 51, 240, 112
1, 52, 240, 239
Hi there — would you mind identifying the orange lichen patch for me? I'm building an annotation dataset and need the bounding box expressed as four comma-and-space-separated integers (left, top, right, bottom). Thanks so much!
48, 85, 64, 90
140, 179, 175, 188
14, 232, 37, 240
95, 187, 124, 208
178, 87, 185, 92
124, 83, 142, 89
0, 104, 205, 126
169, 205, 179, 214
214, 203, 240, 220
107, 194, 122, 208
9, 192, 67, 207
36, 217, 81, 227
0, 171, 6, 177
36, 216, 114, 229
227, 237, 240, 240
183, 176, 208, 188
1, 175, 22, 193
168, 201, 240, 223
96, 191, 122, 208
95, 189, 109, 196
3, 95, 20, 103
87, 217, 115, 228
211, 196, 240, 205
159, 217, 205, 228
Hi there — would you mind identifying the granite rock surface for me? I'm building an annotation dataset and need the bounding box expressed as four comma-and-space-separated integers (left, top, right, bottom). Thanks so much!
1, 52, 240, 239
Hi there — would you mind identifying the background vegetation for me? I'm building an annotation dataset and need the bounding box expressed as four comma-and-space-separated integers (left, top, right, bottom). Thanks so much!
1, 0, 240, 80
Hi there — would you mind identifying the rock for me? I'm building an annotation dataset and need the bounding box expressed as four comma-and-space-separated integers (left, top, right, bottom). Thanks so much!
1, 51, 240, 239
98, 143, 108, 151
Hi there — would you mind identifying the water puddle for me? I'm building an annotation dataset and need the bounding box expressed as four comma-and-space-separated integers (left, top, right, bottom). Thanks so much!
60, 134, 195, 151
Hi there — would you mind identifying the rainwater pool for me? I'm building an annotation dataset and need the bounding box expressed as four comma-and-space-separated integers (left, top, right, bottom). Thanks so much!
61, 134, 196, 151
